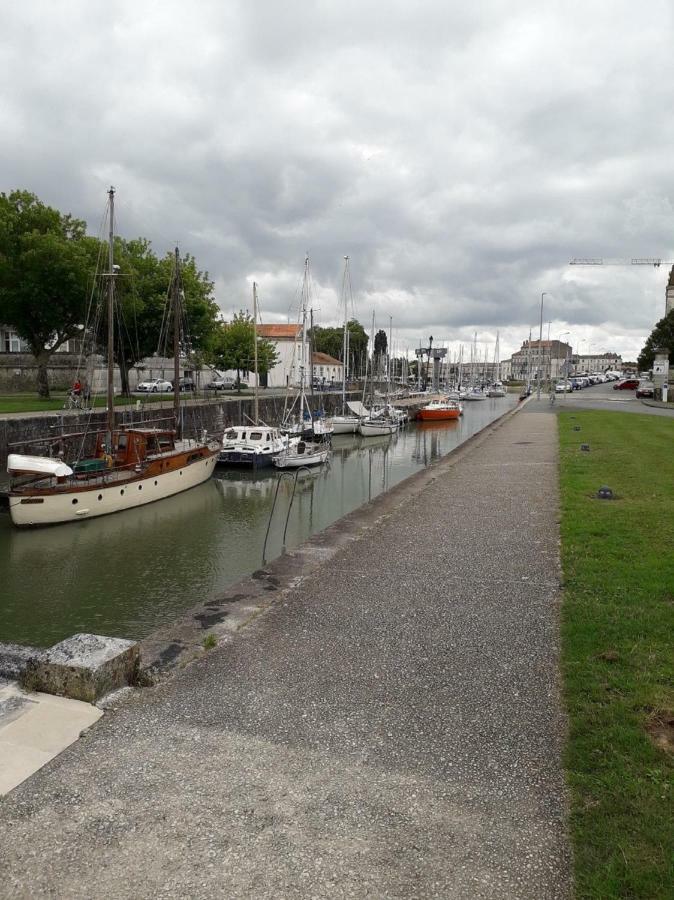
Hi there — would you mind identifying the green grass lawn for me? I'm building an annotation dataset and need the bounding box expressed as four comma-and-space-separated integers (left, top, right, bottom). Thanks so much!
0, 393, 162, 414
559, 410, 674, 898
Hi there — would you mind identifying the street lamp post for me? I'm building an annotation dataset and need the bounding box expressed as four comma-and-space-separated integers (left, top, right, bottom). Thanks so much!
557, 331, 570, 399
536, 292, 547, 400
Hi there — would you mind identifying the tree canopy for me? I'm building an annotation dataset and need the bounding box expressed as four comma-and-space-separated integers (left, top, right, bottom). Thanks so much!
207, 311, 280, 389
0, 190, 98, 396
0, 189, 221, 397
96, 241, 220, 395
310, 319, 368, 376
637, 309, 674, 370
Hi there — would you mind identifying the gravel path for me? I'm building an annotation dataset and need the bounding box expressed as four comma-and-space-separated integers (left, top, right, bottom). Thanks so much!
0, 404, 572, 899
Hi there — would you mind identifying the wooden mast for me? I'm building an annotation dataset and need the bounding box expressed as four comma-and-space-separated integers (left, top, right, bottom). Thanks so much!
253, 281, 259, 425
173, 247, 181, 438
106, 187, 115, 451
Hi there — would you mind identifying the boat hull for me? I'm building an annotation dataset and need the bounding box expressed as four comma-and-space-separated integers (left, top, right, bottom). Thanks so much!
272, 447, 329, 468
8, 450, 218, 527
217, 450, 275, 468
359, 421, 398, 437
417, 408, 461, 421
332, 417, 360, 434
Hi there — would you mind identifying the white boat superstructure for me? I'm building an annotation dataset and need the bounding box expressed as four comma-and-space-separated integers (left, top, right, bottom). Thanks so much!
218, 425, 298, 468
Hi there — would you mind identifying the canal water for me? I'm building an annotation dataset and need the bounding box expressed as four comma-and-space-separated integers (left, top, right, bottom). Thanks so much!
0, 397, 516, 646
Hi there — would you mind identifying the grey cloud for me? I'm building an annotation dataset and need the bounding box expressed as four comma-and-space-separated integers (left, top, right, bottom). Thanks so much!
2, 0, 674, 360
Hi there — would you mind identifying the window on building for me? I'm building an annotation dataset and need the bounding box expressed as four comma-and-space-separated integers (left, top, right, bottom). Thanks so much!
3, 330, 23, 353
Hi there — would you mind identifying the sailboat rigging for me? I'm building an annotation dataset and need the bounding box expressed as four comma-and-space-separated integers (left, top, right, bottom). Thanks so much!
5, 187, 219, 527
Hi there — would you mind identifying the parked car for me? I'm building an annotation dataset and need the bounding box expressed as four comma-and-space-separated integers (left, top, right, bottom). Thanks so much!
136, 378, 173, 393
176, 377, 195, 391
205, 378, 235, 391
555, 381, 573, 393
613, 378, 639, 390
636, 381, 655, 398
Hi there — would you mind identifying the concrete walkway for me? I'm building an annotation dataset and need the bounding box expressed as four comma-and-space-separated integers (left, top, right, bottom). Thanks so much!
0, 680, 102, 795
0, 403, 571, 899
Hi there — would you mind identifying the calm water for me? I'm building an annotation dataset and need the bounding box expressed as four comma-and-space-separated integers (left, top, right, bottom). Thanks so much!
0, 397, 515, 646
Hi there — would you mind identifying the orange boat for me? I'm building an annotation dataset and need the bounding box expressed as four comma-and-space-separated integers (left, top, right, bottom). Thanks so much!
416, 398, 462, 421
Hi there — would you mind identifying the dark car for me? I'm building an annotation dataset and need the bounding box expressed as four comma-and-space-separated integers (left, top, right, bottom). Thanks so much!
635, 381, 655, 398
613, 378, 639, 390
176, 377, 195, 392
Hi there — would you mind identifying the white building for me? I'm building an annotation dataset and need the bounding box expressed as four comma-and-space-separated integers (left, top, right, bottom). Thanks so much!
571, 352, 623, 373
256, 324, 309, 388
311, 352, 343, 386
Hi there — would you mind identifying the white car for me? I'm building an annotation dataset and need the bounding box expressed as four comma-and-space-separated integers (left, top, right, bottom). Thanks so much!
555, 381, 573, 393
136, 378, 173, 393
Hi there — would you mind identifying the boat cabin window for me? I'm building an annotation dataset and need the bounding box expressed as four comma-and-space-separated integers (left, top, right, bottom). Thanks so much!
225, 429, 239, 440
115, 434, 128, 451
249, 431, 263, 441
157, 434, 174, 451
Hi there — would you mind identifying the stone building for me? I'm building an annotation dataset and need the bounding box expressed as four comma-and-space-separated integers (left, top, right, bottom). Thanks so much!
507, 339, 573, 381
666, 266, 674, 315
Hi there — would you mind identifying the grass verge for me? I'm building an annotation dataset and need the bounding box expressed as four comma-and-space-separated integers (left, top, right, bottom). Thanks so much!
0, 391, 255, 415
559, 410, 674, 898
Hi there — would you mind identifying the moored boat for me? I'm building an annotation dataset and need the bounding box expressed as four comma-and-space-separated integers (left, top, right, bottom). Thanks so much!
416, 398, 462, 421
218, 425, 297, 468
272, 439, 330, 468
5, 188, 219, 527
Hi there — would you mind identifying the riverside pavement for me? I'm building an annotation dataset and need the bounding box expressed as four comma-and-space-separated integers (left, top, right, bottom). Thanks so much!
0, 400, 572, 899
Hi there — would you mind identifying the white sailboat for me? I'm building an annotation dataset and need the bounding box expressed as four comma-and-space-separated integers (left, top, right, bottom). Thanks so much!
275, 257, 331, 468
358, 312, 399, 437
332, 256, 361, 435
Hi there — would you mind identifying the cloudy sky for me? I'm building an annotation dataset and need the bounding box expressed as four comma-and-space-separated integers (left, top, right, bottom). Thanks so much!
3, 0, 674, 362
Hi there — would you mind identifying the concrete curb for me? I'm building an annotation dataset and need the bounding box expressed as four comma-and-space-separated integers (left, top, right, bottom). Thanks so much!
140, 398, 527, 678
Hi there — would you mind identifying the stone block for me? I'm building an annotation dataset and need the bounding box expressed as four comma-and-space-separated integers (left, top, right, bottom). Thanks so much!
0, 643, 44, 681
21, 634, 139, 703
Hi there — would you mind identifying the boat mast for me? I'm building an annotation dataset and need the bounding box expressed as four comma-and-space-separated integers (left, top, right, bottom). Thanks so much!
341, 256, 349, 410
106, 187, 115, 450
172, 247, 181, 437
388, 315, 393, 392
301, 256, 309, 421
253, 281, 259, 425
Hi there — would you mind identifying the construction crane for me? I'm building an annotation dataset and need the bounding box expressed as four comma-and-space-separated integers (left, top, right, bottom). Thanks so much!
569, 258, 674, 267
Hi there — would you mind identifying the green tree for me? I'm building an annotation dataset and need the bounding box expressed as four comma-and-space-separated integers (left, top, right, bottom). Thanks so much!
374, 328, 388, 376
310, 319, 369, 378
0, 190, 97, 397
637, 309, 674, 370
208, 312, 279, 390
95, 242, 220, 396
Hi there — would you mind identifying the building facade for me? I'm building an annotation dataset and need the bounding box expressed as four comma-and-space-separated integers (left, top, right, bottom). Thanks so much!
311, 352, 343, 386
571, 352, 622, 373
256, 324, 309, 388
508, 339, 573, 381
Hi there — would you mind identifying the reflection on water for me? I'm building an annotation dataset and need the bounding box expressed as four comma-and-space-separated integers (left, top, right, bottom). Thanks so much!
0, 397, 515, 645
